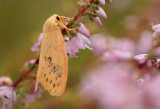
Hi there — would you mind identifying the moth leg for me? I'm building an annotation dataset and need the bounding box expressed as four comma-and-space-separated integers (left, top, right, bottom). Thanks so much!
60, 16, 73, 27
68, 28, 77, 32
58, 22, 77, 37
59, 16, 77, 31
60, 16, 73, 21
58, 22, 77, 32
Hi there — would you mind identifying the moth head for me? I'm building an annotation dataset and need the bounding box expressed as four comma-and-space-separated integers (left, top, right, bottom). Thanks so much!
54, 15, 72, 30
55, 15, 61, 21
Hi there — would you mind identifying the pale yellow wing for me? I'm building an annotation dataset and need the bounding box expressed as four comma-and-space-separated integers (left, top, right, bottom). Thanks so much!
35, 15, 68, 96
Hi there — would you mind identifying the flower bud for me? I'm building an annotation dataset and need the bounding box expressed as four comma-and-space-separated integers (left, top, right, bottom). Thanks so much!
152, 23, 160, 32
91, 17, 102, 27
98, 0, 106, 5
95, 6, 107, 19
134, 54, 148, 64
78, 23, 90, 37
0, 77, 13, 86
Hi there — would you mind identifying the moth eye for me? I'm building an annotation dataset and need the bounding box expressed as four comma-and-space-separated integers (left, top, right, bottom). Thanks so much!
56, 16, 60, 21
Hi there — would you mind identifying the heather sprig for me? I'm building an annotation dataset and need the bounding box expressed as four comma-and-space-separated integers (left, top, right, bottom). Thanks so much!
80, 23, 160, 109
0, 0, 109, 108
133, 23, 160, 69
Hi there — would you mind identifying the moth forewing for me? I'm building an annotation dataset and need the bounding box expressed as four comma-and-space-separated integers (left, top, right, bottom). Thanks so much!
35, 14, 68, 96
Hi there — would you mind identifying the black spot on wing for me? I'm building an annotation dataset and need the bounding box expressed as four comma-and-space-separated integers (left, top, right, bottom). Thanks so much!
50, 80, 52, 84
53, 84, 55, 88
47, 57, 52, 63
57, 83, 60, 87
44, 74, 46, 77
46, 78, 48, 82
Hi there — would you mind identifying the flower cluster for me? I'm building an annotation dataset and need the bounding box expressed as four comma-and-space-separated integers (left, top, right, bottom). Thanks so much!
133, 23, 160, 68
65, 33, 93, 58
0, 77, 16, 109
152, 23, 160, 45
80, 63, 160, 109
23, 85, 42, 107
79, 23, 160, 109
31, 0, 110, 58
90, 34, 134, 62
89, 24, 160, 70
1, 0, 110, 108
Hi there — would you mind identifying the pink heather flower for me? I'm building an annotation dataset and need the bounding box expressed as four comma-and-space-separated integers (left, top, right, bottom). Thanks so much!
152, 32, 160, 46
80, 62, 160, 109
80, 64, 141, 109
91, 17, 102, 27
136, 78, 145, 87
98, 0, 106, 5
151, 23, 160, 46
23, 86, 42, 107
134, 54, 148, 64
137, 31, 152, 53
142, 75, 160, 108
65, 33, 92, 58
0, 77, 12, 87
101, 49, 132, 62
32, 32, 92, 58
78, 23, 90, 37
24, 59, 36, 67
90, 34, 108, 54
1, 107, 8, 109
153, 46, 160, 56
112, 39, 135, 53
95, 6, 107, 19
152, 23, 160, 32
156, 59, 160, 63
31, 33, 43, 53
0, 86, 16, 109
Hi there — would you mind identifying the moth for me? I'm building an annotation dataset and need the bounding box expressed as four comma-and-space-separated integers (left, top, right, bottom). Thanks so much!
35, 14, 73, 96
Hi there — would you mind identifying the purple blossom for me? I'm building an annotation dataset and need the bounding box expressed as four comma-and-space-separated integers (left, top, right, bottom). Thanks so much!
90, 34, 108, 54
153, 47, 160, 56
101, 49, 132, 62
31, 33, 43, 53
24, 59, 36, 67
112, 39, 135, 54
79, 30, 160, 108
80, 62, 160, 109
142, 75, 160, 108
0, 86, 16, 109
134, 54, 148, 64
152, 23, 160, 32
91, 17, 102, 27
151, 23, 160, 46
136, 78, 145, 87
78, 23, 90, 37
95, 6, 107, 19
152, 32, 160, 46
1, 107, 8, 109
65, 33, 93, 58
31, 32, 92, 58
23, 86, 41, 107
98, 0, 106, 5
137, 31, 152, 53
90, 34, 134, 61
80, 64, 140, 109
0, 77, 12, 87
